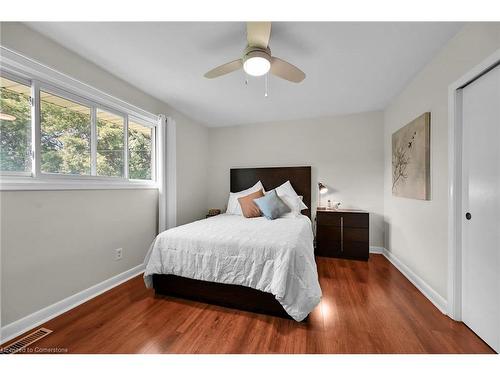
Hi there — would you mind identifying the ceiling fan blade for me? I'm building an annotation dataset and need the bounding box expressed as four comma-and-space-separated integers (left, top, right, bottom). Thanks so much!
204, 59, 243, 79
246, 22, 271, 48
270, 57, 306, 83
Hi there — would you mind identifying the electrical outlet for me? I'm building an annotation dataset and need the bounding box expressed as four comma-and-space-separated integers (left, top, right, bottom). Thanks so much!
114, 248, 123, 261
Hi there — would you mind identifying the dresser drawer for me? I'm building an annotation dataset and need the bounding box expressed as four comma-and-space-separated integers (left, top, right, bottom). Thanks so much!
316, 225, 341, 257
316, 211, 340, 226
316, 211, 368, 228
344, 227, 369, 243
342, 241, 369, 260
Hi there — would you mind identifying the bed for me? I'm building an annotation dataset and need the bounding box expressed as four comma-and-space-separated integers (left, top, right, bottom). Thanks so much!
143, 166, 321, 321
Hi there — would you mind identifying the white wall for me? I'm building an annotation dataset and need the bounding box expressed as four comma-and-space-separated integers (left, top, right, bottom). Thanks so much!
207, 111, 385, 247
0, 22, 208, 326
177, 118, 209, 225
0, 190, 157, 325
383, 23, 500, 300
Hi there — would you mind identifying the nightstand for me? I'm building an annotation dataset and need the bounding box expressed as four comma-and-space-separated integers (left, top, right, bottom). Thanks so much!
206, 209, 221, 218
206, 213, 220, 218
315, 208, 369, 260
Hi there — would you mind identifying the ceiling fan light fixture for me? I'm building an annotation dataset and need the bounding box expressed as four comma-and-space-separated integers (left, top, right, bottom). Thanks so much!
203, 23, 305, 83
243, 51, 271, 77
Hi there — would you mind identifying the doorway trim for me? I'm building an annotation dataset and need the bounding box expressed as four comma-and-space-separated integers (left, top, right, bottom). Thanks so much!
447, 48, 500, 320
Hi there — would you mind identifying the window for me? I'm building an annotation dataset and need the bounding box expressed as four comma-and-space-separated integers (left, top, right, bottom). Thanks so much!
128, 119, 153, 180
0, 59, 158, 188
0, 75, 32, 174
40, 90, 91, 175
97, 109, 124, 177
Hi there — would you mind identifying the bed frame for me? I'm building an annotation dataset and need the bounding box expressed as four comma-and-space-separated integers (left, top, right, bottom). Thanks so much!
153, 166, 312, 319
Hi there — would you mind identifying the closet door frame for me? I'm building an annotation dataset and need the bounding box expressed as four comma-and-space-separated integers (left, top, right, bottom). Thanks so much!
447, 48, 500, 321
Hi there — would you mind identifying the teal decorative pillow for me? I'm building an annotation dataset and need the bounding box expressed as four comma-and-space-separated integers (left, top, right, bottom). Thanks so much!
253, 189, 291, 220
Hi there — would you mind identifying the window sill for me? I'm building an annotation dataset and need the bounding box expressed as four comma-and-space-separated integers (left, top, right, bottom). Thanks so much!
0, 176, 158, 191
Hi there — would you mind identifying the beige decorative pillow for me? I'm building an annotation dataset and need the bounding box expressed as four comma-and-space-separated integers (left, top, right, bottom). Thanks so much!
238, 189, 264, 218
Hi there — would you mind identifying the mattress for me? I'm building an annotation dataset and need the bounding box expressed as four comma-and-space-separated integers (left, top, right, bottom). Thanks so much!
143, 213, 322, 321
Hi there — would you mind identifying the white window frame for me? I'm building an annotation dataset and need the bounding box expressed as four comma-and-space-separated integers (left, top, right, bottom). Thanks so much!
0, 46, 160, 191
38, 82, 95, 179
0, 69, 33, 178
93, 105, 127, 179
128, 116, 156, 183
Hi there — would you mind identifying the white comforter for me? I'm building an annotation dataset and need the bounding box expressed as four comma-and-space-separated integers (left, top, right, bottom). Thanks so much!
143, 214, 322, 321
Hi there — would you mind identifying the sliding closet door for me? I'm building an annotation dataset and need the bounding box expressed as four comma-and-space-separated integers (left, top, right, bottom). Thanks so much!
462, 64, 500, 352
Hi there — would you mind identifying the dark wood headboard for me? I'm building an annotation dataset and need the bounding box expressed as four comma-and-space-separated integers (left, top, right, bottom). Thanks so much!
230, 166, 312, 218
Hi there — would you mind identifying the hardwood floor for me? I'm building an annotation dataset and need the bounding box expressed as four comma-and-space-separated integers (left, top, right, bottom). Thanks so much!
3, 255, 494, 354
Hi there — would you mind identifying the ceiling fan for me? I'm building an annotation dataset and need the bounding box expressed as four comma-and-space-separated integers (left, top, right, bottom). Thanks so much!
204, 22, 306, 83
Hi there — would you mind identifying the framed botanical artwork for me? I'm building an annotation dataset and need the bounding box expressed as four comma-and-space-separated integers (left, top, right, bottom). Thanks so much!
392, 112, 430, 200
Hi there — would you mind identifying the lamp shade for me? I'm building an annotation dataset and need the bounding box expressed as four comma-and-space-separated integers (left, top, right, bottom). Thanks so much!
318, 182, 328, 194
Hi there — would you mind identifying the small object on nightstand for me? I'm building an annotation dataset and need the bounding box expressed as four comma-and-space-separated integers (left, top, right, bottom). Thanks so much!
206, 208, 221, 218
315, 208, 369, 260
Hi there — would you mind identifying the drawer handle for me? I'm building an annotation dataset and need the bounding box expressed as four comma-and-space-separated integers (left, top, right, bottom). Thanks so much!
341, 216, 344, 252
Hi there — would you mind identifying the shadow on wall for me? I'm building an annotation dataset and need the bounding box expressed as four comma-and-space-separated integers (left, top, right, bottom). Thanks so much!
369, 212, 385, 248
384, 219, 391, 252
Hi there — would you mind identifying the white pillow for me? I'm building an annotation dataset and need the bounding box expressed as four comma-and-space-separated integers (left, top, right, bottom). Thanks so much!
279, 194, 303, 218
275, 180, 308, 210
226, 181, 264, 215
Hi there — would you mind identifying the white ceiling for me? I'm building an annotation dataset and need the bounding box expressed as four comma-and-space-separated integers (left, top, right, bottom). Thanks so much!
25, 22, 463, 127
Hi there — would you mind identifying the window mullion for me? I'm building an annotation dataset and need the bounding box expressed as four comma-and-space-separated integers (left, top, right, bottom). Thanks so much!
31, 81, 41, 178
124, 116, 129, 180
90, 106, 97, 176
151, 126, 156, 182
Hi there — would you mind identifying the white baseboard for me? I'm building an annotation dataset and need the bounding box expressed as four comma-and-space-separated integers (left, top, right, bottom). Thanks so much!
369, 246, 385, 254
371, 247, 447, 314
0, 264, 145, 344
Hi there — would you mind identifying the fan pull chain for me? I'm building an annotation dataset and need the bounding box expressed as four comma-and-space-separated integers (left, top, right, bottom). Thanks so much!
265, 73, 269, 97
245, 73, 249, 86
